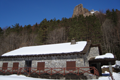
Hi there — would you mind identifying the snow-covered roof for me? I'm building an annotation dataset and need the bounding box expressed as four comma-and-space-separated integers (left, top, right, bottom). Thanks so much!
95, 53, 114, 59
101, 65, 115, 68
2, 41, 87, 56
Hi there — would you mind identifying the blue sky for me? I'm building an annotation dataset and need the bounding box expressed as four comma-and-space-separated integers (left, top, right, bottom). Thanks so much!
0, 0, 120, 28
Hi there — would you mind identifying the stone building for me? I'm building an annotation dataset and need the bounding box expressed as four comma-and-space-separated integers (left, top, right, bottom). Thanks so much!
0, 40, 109, 76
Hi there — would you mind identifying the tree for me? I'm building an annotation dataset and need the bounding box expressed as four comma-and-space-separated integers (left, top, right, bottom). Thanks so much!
0, 27, 3, 35
101, 19, 116, 53
106, 9, 118, 26
47, 27, 66, 44
96, 10, 106, 25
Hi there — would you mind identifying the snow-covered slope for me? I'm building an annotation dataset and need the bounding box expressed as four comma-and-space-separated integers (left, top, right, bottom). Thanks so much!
2, 41, 87, 56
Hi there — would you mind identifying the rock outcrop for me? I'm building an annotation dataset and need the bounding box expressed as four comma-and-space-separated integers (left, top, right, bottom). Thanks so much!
72, 4, 99, 17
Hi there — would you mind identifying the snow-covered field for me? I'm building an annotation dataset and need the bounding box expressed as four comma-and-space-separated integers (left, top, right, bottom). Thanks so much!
0, 72, 120, 80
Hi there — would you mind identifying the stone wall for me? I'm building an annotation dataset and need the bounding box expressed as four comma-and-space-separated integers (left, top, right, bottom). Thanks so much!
0, 55, 87, 69
87, 47, 100, 60
32, 58, 86, 68
31, 58, 89, 73
0, 60, 25, 70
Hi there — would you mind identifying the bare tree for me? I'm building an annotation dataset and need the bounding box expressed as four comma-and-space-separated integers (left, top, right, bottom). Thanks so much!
101, 19, 116, 53
96, 10, 106, 25
47, 27, 66, 44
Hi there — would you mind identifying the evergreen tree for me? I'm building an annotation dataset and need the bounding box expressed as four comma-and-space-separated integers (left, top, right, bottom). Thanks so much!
0, 27, 3, 35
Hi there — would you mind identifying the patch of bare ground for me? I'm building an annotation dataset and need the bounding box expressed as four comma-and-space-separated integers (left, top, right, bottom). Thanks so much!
29, 73, 87, 79
102, 67, 120, 73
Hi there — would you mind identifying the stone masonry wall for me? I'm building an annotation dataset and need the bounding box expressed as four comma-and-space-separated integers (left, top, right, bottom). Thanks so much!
87, 47, 100, 60
0, 60, 25, 70
32, 58, 87, 68
31, 58, 89, 73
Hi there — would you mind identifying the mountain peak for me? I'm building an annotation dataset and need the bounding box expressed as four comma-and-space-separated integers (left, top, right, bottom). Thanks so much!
72, 4, 99, 17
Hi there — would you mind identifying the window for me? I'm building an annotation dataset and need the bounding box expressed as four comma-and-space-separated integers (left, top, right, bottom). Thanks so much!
37, 62, 45, 70
2, 63, 8, 70
66, 61, 76, 70
13, 62, 19, 70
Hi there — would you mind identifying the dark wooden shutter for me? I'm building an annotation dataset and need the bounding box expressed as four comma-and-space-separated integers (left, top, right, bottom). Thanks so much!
66, 61, 76, 70
2, 63, 8, 70
13, 62, 19, 70
37, 62, 45, 70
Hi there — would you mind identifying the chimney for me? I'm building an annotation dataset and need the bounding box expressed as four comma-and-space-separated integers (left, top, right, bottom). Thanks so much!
71, 38, 76, 45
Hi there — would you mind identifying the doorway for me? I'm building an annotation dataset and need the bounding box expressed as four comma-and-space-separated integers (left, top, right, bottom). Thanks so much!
89, 62, 102, 76
25, 60, 32, 72
25, 60, 32, 68
89, 63, 97, 74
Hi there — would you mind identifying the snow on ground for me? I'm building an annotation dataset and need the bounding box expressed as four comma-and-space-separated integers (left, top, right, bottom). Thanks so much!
104, 71, 109, 74
90, 9, 96, 14
0, 73, 120, 80
98, 72, 120, 80
90, 11, 96, 14
101, 60, 120, 69
95, 53, 114, 59
2, 41, 87, 56
116, 60, 120, 66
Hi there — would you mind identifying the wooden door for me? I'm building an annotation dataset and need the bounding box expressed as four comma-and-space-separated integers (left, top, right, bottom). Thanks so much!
13, 62, 19, 70
37, 62, 45, 70
66, 61, 76, 70
2, 63, 8, 70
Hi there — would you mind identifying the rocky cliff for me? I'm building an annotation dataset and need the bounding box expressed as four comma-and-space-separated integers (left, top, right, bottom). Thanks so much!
72, 4, 98, 17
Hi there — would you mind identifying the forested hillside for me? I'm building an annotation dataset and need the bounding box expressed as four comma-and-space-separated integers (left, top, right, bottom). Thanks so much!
0, 9, 120, 59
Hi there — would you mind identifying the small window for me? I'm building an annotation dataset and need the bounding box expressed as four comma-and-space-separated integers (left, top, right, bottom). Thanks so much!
37, 62, 45, 70
13, 62, 19, 70
2, 63, 8, 70
66, 61, 76, 70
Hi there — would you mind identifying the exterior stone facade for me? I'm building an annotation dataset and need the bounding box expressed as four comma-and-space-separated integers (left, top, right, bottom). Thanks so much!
32, 58, 86, 68
0, 46, 99, 73
0, 47, 99, 76
87, 47, 100, 60
0, 61, 25, 70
